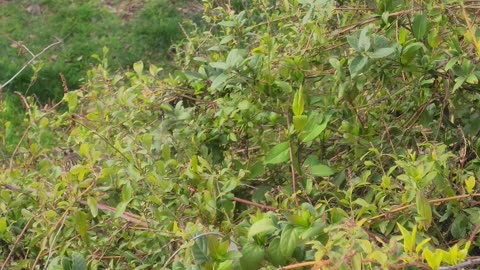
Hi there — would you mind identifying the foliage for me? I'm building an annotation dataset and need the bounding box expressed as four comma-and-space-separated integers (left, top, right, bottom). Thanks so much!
1, 0, 480, 269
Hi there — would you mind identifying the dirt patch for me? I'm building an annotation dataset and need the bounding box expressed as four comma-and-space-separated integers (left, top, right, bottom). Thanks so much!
101, 0, 144, 21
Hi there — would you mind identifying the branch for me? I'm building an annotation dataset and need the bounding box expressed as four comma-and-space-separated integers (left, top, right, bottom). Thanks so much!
1, 38, 63, 89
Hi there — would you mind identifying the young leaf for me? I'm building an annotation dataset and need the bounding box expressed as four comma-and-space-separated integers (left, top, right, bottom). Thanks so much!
292, 87, 305, 116
423, 249, 442, 270
416, 193, 432, 230
465, 176, 475, 194
300, 115, 331, 143
133, 61, 144, 75
264, 142, 290, 164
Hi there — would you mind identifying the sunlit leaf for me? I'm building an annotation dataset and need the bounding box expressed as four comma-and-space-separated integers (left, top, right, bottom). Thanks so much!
264, 142, 290, 164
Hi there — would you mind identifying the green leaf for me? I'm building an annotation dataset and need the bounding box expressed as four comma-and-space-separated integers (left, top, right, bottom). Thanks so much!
280, 225, 298, 258
358, 28, 371, 52
65, 92, 78, 112
465, 176, 475, 194
368, 47, 395, 59
293, 115, 308, 131
292, 87, 305, 116
240, 242, 265, 269
264, 142, 290, 164
267, 238, 287, 266
192, 235, 209, 264
412, 13, 427, 40
0, 217, 6, 233
86, 197, 98, 218
248, 218, 276, 239
226, 49, 246, 68
211, 73, 230, 91
71, 252, 87, 270
114, 200, 130, 218
416, 193, 432, 230
275, 80, 293, 93
423, 249, 442, 270
133, 61, 143, 75
300, 115, 331, 143
349, 55, 369, 77
401, 42, 423, 65
122, 182, 133, 202
74, 211, 88, 242
310, 164, 334, 177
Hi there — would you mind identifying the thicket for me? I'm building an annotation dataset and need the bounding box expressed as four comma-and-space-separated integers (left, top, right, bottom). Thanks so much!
1, 0, 480, 269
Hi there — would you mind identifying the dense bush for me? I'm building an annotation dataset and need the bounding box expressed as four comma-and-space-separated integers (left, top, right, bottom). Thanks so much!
1, 0, 479, 269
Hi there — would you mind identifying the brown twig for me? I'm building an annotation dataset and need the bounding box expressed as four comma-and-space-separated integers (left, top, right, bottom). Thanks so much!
280, 259, 331, 270
233, 197, 277, 211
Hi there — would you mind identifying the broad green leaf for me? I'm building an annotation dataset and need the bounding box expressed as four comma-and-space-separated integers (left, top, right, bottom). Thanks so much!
192, 235, 209, 264
300, 115, 331, 143
465, 176, 475, 194
264, 142, 290, 164
74, 211, 88, 241
368, 47, 395, 59
71, 252, 87, 270
210, 62, 228, 70
133, 61, 143, 75
412, 13, 427, 40
248, 218, 276, 239
293, 115, 308, 131
122, 182, 133, 202
65, 92, 78, 112
238, 100, 250, 110
349, 55, 369, 77
86, 197, 98, 218
267, 238, 287, 266
358, 28, 371, 52
401, 42, 423, 65
226, 49, 246, 68
279, 225, 298, 258
240, 242, 265, 269
211, 73, 230, 91
310, 164, 334, 177
292, 87, 305, 116
275, 80, 293, 93
114, 200, 130, 218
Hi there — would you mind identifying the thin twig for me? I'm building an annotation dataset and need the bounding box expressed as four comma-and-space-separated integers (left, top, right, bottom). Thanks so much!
233, 197, 277, 211
368, 193, 480, 222
1, 39, 62, 89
